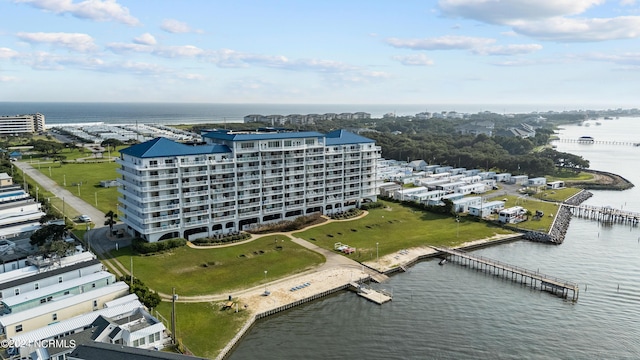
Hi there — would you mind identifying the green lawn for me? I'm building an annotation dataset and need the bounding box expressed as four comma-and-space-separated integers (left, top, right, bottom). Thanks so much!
547, 171, 594, 182
36, 160, 121, 215
293, 200, 514, 261
156, 301, 250, 359
111, 235, 325, 296
492, 195, 561, 232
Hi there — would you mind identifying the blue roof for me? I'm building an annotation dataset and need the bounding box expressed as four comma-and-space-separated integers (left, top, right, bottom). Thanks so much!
120, 138, 231, 158
325, 130, 374, 145
202, 129, 324, 141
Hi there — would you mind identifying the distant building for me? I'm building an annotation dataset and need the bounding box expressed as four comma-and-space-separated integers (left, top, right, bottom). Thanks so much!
0, 113, 45, 135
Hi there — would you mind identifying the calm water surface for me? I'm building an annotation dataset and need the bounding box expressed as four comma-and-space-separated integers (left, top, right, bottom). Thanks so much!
229, 117, 640, 360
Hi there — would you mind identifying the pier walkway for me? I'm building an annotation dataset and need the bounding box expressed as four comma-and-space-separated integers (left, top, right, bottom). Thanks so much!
431, 246, 579, 301
565, 204, 640, 225
556, 138, 640, 146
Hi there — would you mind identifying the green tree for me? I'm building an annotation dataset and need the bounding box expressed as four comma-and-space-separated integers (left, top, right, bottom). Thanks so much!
30, 224, 67, 247
104, 210, 117, 232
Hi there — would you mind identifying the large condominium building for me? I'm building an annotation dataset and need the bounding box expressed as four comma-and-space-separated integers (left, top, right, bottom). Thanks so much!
0, 113, 45, 135
117, 129, 380, 242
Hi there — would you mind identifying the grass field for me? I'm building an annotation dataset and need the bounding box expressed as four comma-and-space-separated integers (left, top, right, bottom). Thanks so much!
293, 200, 514, 260
111, 235, 325, 296
155, 301, 250, 359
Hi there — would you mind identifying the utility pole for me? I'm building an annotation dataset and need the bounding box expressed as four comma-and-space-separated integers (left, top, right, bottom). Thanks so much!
172, 287, 177, 344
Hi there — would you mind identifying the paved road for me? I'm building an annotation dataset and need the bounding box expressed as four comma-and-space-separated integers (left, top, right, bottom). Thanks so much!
12, 161, 131, 267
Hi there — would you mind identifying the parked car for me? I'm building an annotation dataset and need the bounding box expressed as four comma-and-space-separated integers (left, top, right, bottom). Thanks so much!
78, 215, 92, 222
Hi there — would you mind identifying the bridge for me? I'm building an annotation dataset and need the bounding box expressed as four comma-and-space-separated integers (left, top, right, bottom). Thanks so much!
555, 138, 640, 146
431, 246, 579, 301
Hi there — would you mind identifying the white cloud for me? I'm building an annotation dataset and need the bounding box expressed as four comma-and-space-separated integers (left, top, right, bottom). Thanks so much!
0, 75, 18, 82
15, 0, 140, 26
133, 33, 156, 45
16, 32, 97, 52
473, 44, 543, 55
392, 54, 435, 66
161, 19, 202, 34
438, 0, 604, 24
106, 42, 153, 53
620, 0, 636, 5
512, 16, 640, 42
177, 73, 205, 81
0, 48, 19, 59
386, 35, 495, 50
585, 52, 640, 67
153, 45, 204, 58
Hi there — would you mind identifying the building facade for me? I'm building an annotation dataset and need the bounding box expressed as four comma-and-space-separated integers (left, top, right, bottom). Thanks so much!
0, 113, 45, 135
117, 129, 380, 242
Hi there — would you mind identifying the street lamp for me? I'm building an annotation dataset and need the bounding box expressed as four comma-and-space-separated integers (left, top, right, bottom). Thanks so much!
36, 186, 39, 203
456, 216, 460, 238
376, 242, 379, 265
77, 183, 81, 196
263, 270, 269, 295
63, 174, 66, 187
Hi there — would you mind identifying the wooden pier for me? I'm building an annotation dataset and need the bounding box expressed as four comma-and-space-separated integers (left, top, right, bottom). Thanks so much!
556, 138, 640, 146
431, 246, 579, 301
566, 204, 640, 225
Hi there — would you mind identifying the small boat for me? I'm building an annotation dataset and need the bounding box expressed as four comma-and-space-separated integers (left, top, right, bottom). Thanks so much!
578, 136, 594, 143
439, 258, 447, 266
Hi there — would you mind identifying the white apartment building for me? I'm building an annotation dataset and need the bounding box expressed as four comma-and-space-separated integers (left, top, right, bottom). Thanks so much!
0, 113, 45, 135
117, 129, 380, 242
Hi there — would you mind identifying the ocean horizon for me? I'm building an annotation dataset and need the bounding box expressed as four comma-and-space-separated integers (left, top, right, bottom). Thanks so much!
0, 102, 618, 126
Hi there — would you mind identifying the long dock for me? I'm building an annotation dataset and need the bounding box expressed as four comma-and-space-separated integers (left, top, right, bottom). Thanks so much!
556, 138, 640, 146
566, 204, 640, 225
431, 246, 579, 301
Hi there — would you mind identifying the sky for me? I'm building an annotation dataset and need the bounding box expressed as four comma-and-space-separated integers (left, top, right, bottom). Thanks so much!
2, 0, 640, 107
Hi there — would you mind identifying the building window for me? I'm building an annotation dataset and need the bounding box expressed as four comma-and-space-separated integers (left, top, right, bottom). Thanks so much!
306, 139, 315, 145
14, 289, 19, 296
149, 334, 155, 343
34, 283, 39, 290
154, 332, 160, 341
284, 140, 292, 147
15, 325, 22, 333
133, 339, 139, 347
52, 313, 57, 321
64, 291, 70, 295
93, 300, 98, 308
58, 276, 63, 283
40, 298, 46, 304
92, 283, 96, 288
268, 140, 280, 148
240, 142, 255, 149
139, 337, 145, 345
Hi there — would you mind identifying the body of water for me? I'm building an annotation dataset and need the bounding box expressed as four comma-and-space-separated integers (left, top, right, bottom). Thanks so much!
228, 117, 640, 360
0, 102, 572, 125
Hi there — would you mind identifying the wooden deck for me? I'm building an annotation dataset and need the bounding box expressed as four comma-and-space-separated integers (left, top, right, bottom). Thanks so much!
431, 246, 579, 301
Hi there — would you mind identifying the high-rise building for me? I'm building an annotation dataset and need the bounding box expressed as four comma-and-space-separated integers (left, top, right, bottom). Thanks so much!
117, 129, 380, 242
0, 113, 45, 135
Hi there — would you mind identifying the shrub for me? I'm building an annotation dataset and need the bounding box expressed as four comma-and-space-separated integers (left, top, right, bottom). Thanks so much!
132, 237, 186, 254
